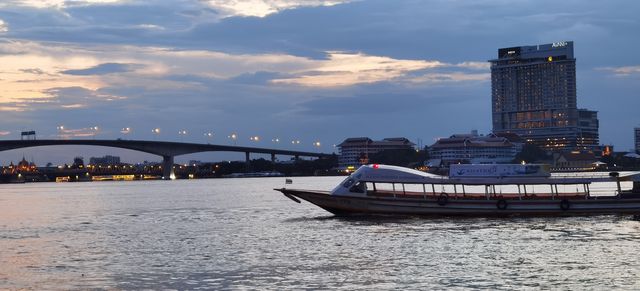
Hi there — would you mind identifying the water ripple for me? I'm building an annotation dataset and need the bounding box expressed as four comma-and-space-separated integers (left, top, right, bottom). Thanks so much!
1, 177, 640, 289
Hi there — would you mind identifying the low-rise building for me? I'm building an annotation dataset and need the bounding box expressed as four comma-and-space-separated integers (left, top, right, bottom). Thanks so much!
552, 151, 597, 171
337, 137, 415, 169
429, 132, 520, 166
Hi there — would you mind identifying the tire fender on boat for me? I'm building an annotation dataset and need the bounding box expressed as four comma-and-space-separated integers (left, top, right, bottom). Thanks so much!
560, 199, 570, 211
496, 199, 508, 210
437, 192, 449, 206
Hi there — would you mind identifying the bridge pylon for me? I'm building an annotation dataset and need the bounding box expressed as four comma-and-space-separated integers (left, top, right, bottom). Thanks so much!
162, 155, 175, 180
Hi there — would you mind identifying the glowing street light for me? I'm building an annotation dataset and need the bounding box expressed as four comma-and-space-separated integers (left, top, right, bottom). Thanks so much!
152, 128, 161, 140
271, 138, 280, 143
56, 125, 65, 139
204, 132, 213, 143
291, 139, 301, 145
313, 141, 321, 148
121, 127, 131, 134
90, 126, 99, 139
228, 133, 238, 145
249, 136, 260, 142
178, 130, 187, 141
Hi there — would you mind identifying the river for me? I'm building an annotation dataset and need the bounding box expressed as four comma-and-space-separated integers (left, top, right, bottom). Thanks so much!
1, 177, 640, 289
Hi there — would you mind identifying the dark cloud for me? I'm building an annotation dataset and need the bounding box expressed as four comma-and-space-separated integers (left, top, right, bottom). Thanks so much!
61, 63, 141, 75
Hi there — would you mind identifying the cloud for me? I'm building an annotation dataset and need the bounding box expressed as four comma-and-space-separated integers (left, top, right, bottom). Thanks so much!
598, 65, 640, 77
409, 72, 490, 84
19, 68, 48, 75
0, 0, 638, 155
61, 63, 142, 75
455, 62, 491, 70
272, 52, 445, 87
0, 19, 7, 33
4, 0, 125, 9
55, 126, 100, 139
271, 52, 491, 87
201, 0, 352, 18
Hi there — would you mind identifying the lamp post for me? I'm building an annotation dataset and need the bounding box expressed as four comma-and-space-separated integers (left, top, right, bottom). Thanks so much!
178, 130, 187, 141
204, 132, 213, 143
91, 126, 99, 139
152, 128, 161, 140
56, 125, 66, 139
121, 127, 131, 138
228, 133, 238, 145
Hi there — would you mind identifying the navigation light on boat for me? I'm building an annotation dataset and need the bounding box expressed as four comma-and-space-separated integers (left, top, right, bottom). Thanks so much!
373, 164, 379, 169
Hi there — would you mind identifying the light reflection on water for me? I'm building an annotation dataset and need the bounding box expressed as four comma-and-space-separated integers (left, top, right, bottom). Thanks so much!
1, 177, 640, 290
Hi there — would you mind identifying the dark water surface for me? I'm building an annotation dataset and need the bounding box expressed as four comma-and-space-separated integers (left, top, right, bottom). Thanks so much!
1, 177, 640, 290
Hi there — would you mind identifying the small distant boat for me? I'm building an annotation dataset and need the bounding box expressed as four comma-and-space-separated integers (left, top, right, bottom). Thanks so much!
275, 164, 640, 217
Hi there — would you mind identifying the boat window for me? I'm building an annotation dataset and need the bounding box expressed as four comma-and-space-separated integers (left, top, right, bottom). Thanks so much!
343, 178, 355, 188
349, 181, 367, 193
403, 184, 425, 194
374, 183, 396, 192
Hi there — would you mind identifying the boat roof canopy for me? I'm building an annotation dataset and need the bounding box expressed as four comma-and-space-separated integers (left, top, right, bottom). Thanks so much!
350, 164, 640, 185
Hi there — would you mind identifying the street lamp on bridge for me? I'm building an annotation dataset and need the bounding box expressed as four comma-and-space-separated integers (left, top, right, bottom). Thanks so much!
152, 128, 161, 140
91, 126, 99, 139
228, 133, 238, 145
204, 132, 213, 143
178, 130, 187, 141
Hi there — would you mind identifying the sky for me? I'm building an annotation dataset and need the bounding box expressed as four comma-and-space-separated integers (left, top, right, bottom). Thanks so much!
0, 0, 639, 164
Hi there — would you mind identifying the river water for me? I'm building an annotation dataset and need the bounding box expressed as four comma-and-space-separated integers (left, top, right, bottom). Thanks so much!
1, 177, 640, 290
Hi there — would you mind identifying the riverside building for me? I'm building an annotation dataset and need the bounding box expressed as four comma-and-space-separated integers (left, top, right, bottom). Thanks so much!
337, 137, 415, 169
428, 131, 521, 166
489, 41, 599, 151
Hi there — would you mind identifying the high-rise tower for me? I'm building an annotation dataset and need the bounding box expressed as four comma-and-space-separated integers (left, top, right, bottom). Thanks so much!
635, 128, 640, 154
489, 41, 599, 151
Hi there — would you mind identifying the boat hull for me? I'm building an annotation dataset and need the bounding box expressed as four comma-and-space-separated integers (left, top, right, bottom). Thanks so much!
276, 188, 640, 217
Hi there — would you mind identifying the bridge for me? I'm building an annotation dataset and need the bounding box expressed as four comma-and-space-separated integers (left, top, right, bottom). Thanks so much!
0, 139, 334, 179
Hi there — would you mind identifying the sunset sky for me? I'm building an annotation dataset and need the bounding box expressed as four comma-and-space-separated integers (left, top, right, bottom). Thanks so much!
1, 0, 639, 164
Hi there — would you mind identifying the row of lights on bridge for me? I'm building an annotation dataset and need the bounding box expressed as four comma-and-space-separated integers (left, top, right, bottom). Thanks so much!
55, 125, 326, 148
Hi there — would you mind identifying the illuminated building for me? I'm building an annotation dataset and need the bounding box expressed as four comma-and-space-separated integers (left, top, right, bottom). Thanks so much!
428, 131, 521, 166
2, 156, 37, 174
337, 137, 415, 169
489, 41, 599, 151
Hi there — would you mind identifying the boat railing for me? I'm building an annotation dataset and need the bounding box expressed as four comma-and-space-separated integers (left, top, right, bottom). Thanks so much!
551, 172, 612, 179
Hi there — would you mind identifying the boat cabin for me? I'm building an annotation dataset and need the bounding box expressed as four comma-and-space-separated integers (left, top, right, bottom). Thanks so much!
332, 164, 640, 200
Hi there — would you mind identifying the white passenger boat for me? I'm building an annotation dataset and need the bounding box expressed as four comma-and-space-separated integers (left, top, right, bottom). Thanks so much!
275, 164, 640, 217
